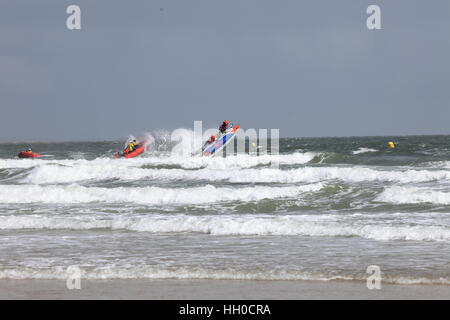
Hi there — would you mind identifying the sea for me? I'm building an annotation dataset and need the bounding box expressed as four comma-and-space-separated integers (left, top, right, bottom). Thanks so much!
0, 133, 449, 285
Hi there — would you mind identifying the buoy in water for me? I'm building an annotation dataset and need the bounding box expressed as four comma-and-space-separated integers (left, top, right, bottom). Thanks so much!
387, 141, 395, 149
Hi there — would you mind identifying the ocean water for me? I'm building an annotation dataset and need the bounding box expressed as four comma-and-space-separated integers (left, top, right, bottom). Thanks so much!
0, 134, 449, 285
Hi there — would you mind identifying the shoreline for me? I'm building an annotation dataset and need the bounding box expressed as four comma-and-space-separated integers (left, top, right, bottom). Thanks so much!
1, 279, 449, 300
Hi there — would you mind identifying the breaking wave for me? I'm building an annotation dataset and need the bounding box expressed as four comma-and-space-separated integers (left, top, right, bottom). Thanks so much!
1, 213, 449, 242
352, 147, 378, 155
377, 186, 450, 205
19, 163, 450, 185
0, 183, 324, 205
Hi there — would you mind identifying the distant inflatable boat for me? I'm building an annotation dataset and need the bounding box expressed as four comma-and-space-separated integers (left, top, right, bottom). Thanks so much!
17, 151, 42, 158
114, 140, 148, 159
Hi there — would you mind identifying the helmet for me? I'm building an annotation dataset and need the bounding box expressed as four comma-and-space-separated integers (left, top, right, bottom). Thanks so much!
210, 135, 216, 140
26, 148, 31, 152
223, 120, 229, 125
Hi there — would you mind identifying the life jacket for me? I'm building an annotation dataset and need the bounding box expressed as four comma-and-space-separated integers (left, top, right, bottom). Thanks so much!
128, 142, 137, 152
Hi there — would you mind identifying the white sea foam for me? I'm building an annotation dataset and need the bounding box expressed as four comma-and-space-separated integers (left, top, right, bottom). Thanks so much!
377, 186, 450, 205
1, 213, 449, 242
21, 162, 450, 185
352, 147, 378, 155
0, 265, 448, 284
0, 266, 356, 281
0, 183, 323, 205
0, 159, 44, 169
0, 152, 316, 170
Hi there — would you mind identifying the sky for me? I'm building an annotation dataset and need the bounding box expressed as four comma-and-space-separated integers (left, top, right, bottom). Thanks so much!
1, 0, 450, 141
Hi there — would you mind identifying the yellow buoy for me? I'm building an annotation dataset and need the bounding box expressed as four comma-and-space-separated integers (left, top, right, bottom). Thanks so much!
387, 141, 395, 149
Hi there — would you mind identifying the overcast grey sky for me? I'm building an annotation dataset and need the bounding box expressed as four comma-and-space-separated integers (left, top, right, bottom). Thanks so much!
1, 0, 450, 141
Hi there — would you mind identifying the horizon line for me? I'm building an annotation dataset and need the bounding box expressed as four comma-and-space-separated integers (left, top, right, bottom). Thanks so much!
1, 132, 449, 144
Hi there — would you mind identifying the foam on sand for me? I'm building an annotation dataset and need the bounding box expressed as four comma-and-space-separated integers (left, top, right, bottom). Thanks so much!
0, 265, 448, 285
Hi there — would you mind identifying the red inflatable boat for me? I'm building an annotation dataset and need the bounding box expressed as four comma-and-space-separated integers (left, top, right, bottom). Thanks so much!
17, 151, 42, 159
114, 140, 148, 159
